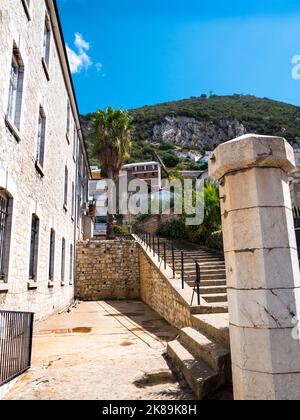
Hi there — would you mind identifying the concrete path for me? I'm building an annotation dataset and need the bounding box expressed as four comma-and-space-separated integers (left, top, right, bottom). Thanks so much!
5, 301, 194, 400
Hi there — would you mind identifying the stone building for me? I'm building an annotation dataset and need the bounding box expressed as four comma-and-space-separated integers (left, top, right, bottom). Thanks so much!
123, 161, 162, 191
0, 0, 90, 320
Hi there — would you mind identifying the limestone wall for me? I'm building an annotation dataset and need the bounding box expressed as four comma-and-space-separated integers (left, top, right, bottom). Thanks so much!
0, 0, 89, 320
76, 240, 140, 300
139, 247, 192, 329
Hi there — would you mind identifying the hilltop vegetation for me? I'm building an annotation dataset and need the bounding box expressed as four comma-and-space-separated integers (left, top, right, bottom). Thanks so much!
81, 95, 300, 167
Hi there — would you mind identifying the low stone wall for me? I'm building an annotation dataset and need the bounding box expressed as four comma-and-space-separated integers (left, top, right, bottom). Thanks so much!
76, 238, 192, 330
138, 214, 179, 234
76, 240, 140, 300
139, 247, 192, 330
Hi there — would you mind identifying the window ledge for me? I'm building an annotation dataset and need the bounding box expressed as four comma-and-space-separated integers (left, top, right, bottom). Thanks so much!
27, 281, 38, 290
21, 0, 31, 21
61, 282, 65, 287
48, 281, 54, 289
35, 161, 45, 177
5, 115, 21, 142
42, 58, 50, 81
0, 283, 9, 293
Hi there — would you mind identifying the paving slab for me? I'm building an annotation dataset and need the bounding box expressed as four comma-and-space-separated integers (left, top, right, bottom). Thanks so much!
5, 301, 194, 401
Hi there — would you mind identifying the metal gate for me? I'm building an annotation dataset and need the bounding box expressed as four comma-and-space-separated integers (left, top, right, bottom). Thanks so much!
0, 310, 34, 386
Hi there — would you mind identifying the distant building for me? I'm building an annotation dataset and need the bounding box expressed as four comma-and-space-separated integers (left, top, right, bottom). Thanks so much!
175, 149, 202, 162
89, 161, 162, 234
123, 161, 162, 190
90, 166, 102, 180
198, 151, 212, 165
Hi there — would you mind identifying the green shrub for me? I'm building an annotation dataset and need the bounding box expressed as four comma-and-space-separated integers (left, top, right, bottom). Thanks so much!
159, 142, 176, 151
160, 152, 180, 168
186, 182, 222, 250
206, 230, 224, 252
114, 225, 129, 235
157, 219, 187, 240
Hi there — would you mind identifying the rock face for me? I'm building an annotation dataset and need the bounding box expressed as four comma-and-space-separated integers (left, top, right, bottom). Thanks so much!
153, 116, 247, 148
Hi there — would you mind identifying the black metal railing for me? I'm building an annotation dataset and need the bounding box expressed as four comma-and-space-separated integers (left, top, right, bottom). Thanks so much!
134, 230, 201, 306
0, 310, 34, 386
294, 207, 300, 259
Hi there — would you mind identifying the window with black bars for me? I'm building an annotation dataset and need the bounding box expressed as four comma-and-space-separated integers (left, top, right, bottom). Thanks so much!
43, 13, 51, 67
36, 107, 46, 167
49, 229, 55, 281
61, 238, 66, 283
71, 182, 75, 219
64, 166, 68, 208
29, 215, 39, 280
66, 100, 70, 138
0, 194, 8, 280
7, 47, 24, 129
69, 244, 73, 284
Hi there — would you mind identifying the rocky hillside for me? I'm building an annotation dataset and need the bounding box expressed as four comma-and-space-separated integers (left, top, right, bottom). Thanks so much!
81, 95, 300, 165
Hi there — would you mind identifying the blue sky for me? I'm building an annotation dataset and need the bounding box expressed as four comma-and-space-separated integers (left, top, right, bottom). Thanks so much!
57, 0, 300, 114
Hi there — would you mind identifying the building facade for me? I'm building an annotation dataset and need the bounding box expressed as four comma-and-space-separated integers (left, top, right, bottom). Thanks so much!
0, 0, 90, 320
123, 161, 162, 190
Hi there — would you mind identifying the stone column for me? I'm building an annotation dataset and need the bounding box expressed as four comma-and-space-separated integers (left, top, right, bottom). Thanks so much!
209, 134, 300, 400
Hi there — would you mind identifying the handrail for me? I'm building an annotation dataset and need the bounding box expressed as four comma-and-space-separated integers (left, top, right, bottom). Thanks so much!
134, 229, 201, 306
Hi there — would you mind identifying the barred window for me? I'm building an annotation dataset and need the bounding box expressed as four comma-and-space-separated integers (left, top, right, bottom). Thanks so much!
66, 100, 71, 138
7, 47, 24, 129
49, 229, 55, 281
0, 194, 9, 281
61, 238, 66, 283
71, 182, 75, 219
36, 107, 46, 167
64, 166, 68, 208
43, 13, 51, 67
69, 244, 73, 284
73, 126, 77, 157
29, 215, 39, 280
77, 193, 81, 225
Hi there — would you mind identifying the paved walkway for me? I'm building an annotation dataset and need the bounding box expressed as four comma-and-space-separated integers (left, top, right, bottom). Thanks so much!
5, 301, 194, 400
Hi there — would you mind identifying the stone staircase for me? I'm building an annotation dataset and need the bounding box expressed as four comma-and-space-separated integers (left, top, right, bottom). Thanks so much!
164, 240, 228, 313
167, 313, 232, 400
161, 239, 231, 399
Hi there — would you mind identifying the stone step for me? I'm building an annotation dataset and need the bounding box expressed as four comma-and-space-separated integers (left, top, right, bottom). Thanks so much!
183, 268, 226, 274
179, 327, 230, 373
201, 274, 227, 280
167, 340, 226, 400
191, 302, 228, 315
200, 280, 227, 287
200, 268, 226, 274
201, 264, 226, 268
169, 255, 224, 260
192, 314, 230, 348
186, 281, 227, 293
199, 286, 227, 295
202, 294, 228, 303
170, 269, 226, 278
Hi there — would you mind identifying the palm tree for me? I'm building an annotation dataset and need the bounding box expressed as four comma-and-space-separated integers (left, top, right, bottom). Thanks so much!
93, 107, 133, 239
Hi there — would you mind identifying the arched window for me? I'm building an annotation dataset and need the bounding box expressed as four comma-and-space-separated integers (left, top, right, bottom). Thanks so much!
0, 191, 13, 282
